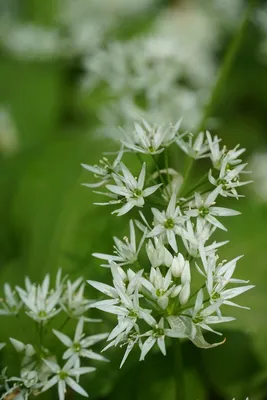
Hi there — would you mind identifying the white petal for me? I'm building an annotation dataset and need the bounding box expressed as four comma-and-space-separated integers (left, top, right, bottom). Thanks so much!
66, 377, 88, 397
53, 330, 72, 348
42, 376, 59, 393
140, 336, 156, 361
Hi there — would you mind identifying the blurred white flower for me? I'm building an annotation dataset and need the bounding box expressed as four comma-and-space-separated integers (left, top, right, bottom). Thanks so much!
16, 275, 61, 323
250, 152, 267, 202
0, 107, 19, 156
0, 283, 22, 316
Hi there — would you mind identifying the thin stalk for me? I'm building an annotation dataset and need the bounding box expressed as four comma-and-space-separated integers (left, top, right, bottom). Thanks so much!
179, 1, 255, 195
164, 149, 171, 185
59, 316, 71, 331
184, 172, 209, 198
39, 322, 44, 346
172, 339, 185, 400
151, 154, 165, 187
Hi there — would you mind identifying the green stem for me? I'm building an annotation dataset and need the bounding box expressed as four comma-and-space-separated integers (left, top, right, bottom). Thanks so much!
59, 316, 71, 331
164, 149, 171, 185
183, 172, 209, 198
172, 339, 185, 400
179, 1, 255, 195
151, 154, 165, 187
39, 322, 44, 347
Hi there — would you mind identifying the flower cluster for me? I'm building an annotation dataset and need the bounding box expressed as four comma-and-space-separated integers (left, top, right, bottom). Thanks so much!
83, 119, 253, 367
0, 271, 108, 399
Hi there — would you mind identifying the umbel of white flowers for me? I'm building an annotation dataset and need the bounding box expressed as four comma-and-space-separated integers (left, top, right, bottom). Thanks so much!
82, 119, 254, 368
0, 270, 108, 400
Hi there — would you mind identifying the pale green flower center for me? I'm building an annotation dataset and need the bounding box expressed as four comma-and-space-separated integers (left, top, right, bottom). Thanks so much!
153, 327, 165, 337
199, 207, 209, 217
164, 218, 175, 229
38, 310, 47, 318
73, 342, 81, 352
133, 188, 143, 197
58, 371, 68, 380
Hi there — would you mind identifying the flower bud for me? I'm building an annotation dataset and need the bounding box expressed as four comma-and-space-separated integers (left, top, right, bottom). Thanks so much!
171, 253, 184, 277
9, 338, 25, 352
25, 344, 35, 357
164, 248, 173, 267
170, 285, 182, 298
118, 266, 127, 282
181, 261, 191, 284
179, 282, 190, 305
158, 295, 169, 310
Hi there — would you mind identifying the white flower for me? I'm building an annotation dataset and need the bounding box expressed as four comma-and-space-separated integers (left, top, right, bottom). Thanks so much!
209, 159, 251, 199
0, 283, 22, 315
207, 132, 246, 170
60, 278, 93, 320
101, 162, 161, 216
53, 317, 108, 367
81, 148, 123, 188
89, 263, 155, 341
171, 253, 186, 278
190, 289, 235, 335
42, 358, 95, 399
16, 275, 61, 323
140, 268, 175, 309
146, 237, 173, 268
182, 219, 228, 258
140, 317, 187, 361
203, 254, 254, 310
121, 119, 182, 155
206, 131, 224, 169
176, 132, 210, 159
93, 220, 146, 266
186, 186, 240, 231
148, 194, 186, 252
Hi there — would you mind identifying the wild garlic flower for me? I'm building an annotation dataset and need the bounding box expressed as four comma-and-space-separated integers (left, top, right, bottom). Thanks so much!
53, 318, 108, 367
16, 275, 62, 323
81, 148, 123, 188
84, 119, 253, 366
146, 238, 173, 269
0, 283, 22, 315
148, 194, 186, 252
42, 358, 95, 399
60, 277, 93, 319
176, 132, 210, 160
93, 219, 146, 266
97, 162, 161, 216
186, 186, 240, 231
121, 119, 182, 155
0, 269, 109, 399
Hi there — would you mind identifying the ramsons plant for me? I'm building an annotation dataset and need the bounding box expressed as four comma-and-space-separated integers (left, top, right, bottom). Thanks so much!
0, 271, 108, 399
83, 121, 253, 368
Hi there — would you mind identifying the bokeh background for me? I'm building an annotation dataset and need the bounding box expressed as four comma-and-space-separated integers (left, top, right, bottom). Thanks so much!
0, 0, 267, 399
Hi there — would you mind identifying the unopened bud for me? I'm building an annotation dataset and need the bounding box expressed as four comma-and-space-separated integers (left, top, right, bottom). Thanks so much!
158, 295, 169, 309
171, 253, 185, 278
10, 338, 25, 352
164, 248, 173, 267
170, 285, 182, 298
179, 282, 190, 305
118, 266, 127, 282
181, 261, 191, 284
